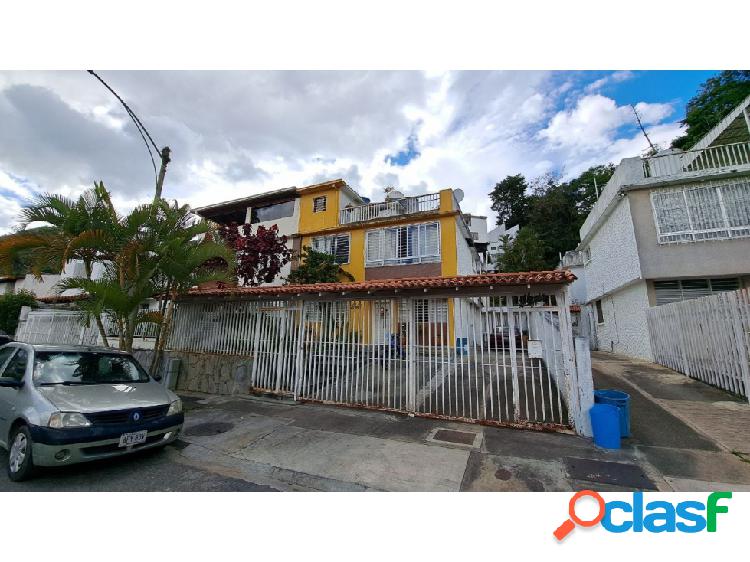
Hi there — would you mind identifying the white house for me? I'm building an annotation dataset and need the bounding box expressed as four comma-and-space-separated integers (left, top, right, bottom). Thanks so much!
576, 94, 750, 360
485, 223, 519, 271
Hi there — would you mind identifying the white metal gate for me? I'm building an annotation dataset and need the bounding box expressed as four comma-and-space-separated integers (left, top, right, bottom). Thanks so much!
169, 294, 576, 429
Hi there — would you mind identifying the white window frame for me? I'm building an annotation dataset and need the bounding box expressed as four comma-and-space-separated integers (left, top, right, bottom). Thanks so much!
313, 196, 327, 213
311, 233, 351, 264
650, 179, 750, 244
365, 221, 441, 267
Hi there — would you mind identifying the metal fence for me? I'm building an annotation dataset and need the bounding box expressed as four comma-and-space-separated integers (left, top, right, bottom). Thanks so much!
339, 193, 441, 224
14, 309, 160, 347
15, 310, 100, 346
642, 141, 750, 178
168, 292, 582, 430
646, 288, 750, 400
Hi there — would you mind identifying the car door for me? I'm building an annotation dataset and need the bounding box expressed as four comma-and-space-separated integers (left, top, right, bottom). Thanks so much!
0, 347, 26, 447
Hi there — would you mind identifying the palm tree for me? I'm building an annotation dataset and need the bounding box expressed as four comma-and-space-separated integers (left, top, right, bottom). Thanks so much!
2, 182, 234, 356
57, 196, 234, 354
0, 182, 118, 345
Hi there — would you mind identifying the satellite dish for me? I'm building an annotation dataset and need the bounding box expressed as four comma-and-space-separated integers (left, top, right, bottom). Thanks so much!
454, 189, 464, 203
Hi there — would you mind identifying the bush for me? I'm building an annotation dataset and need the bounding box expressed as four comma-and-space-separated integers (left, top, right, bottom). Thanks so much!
0, 290, 37, 336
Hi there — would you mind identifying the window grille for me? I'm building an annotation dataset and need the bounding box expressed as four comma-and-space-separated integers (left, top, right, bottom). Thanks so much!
311, 234, 350, 264
654, 278, 741, 306
365, 221, 441, 266
651, 179, 750, 243
313, 196, 327, 213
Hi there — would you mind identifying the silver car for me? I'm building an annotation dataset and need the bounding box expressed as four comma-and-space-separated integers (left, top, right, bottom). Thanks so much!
0, 343, 183, 481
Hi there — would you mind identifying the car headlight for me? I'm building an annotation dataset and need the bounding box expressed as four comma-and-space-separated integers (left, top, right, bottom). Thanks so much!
167, 398, 182, 416
48, 412, 92, 428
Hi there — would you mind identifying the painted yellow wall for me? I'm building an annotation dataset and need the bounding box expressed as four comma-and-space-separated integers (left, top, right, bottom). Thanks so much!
298, 188, 340, 232
439, 215, 458, 277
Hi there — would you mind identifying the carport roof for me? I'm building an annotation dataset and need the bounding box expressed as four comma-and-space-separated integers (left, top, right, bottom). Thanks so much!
179, 270, 576, 300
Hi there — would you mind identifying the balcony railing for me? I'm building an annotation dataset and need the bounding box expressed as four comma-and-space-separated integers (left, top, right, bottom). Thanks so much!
643, 141, 750, 179
339, 193, 441, 225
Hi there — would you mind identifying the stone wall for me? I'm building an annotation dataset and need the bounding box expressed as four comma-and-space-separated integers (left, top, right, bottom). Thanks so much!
132, 349, 255, 395
172, 351, 253, 395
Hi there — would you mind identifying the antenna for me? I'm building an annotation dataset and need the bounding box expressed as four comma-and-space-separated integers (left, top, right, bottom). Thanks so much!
631, 104, 657, 154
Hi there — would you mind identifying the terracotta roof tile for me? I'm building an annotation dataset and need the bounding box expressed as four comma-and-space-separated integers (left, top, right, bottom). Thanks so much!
179, 270, 576, 300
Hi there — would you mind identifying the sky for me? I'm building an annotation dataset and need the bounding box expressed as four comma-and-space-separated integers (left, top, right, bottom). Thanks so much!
0, 70, 718, 234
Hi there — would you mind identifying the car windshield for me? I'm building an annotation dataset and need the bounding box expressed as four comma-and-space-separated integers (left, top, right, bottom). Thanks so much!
33, 351, 150, 385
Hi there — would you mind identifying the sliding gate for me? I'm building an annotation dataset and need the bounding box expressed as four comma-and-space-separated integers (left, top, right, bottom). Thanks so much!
169, 294, 576, 429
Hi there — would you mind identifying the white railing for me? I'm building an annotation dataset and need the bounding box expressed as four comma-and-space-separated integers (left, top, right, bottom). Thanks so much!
643, 141, 750, 179
15, 310, 100, 346
340, 193, 441, 225
646, 289, 750, 400
168, 293, 583, 430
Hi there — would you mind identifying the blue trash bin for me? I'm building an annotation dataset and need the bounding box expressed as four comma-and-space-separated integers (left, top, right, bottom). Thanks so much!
594, 389, 631, 438
589, 403, 621, 449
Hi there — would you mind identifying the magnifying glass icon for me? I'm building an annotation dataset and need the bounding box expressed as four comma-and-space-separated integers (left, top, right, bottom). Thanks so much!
553, 490, 606, 541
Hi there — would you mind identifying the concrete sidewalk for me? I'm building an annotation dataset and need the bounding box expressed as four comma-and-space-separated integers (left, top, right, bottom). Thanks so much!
173, 393, 665, 492
592, 351, 750, 492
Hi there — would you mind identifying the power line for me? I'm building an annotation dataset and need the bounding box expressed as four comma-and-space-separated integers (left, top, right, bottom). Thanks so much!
86, 70, 159, 179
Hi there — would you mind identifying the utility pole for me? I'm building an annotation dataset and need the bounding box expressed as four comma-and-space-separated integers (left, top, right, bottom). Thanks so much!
155, 146, 171, 200
87, 70, 169, 200
631, 104, 657, 155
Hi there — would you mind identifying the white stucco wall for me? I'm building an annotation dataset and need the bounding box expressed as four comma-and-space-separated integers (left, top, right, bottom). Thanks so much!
583, 196, 641, 302
566, 264, 587, 305
455, 220, 477, 275
595, 280, 653, 360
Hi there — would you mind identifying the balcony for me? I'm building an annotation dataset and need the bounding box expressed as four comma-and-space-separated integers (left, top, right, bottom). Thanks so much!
339, 193, 441, 225
642, 141, 750, 179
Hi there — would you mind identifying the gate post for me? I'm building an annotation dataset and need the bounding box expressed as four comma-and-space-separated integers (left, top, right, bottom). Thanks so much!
556, 287, 582, 432
574, 337, 594, 437
406, 298, 417, 411
507, 308, 521, 422
293, 302, 307, 400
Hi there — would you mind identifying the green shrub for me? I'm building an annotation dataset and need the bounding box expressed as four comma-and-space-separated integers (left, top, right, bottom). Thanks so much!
0, 290, 37, 336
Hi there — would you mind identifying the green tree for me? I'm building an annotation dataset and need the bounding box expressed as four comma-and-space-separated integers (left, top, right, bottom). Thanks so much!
285, 247, 354, 284
490, 174, 530, 228
0, 182, 121, 345
0, 290, 37, 336
497, 227, 547, 272
56, 196, 233, 354
671, 70, 750, 149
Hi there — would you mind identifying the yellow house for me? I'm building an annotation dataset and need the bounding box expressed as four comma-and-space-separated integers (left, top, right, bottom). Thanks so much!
296, 179, 479, 282
195, 179, 483, 347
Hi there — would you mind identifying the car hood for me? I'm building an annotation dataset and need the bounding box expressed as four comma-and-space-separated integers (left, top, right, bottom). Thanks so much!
37, 382, 173, 413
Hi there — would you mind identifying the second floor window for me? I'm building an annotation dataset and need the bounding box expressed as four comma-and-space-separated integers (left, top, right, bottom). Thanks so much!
313, 196, 327, 213
365, 221, 440, 266
651, 179, 750, 244
311, 234, 350, 264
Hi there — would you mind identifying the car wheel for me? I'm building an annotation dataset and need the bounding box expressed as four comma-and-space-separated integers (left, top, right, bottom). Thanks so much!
7, 425, 35, 482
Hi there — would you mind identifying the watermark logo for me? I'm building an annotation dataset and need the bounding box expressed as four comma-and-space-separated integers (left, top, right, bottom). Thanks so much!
554, 490, 732, 541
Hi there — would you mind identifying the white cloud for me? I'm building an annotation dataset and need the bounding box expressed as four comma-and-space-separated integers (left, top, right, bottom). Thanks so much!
585, 70, 635, 92
539, 94, 674, 156
0, 70, 685, 234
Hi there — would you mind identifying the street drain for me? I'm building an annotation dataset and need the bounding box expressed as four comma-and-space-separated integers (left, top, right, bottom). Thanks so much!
185, 422, 234, 436
564, 457, 657, 490
432, 429, 479, 446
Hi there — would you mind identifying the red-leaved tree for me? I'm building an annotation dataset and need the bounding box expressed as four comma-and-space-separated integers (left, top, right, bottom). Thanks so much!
215, 222, 292, 286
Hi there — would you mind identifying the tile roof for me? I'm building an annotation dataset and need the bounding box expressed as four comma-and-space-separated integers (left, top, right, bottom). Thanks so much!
179, 270, 576, 300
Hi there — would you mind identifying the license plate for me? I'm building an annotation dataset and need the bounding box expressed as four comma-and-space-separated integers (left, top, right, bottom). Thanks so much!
119, 430, 148, 448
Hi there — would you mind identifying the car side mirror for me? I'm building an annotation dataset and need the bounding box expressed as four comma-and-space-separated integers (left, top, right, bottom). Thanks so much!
0, 377, 23, 388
